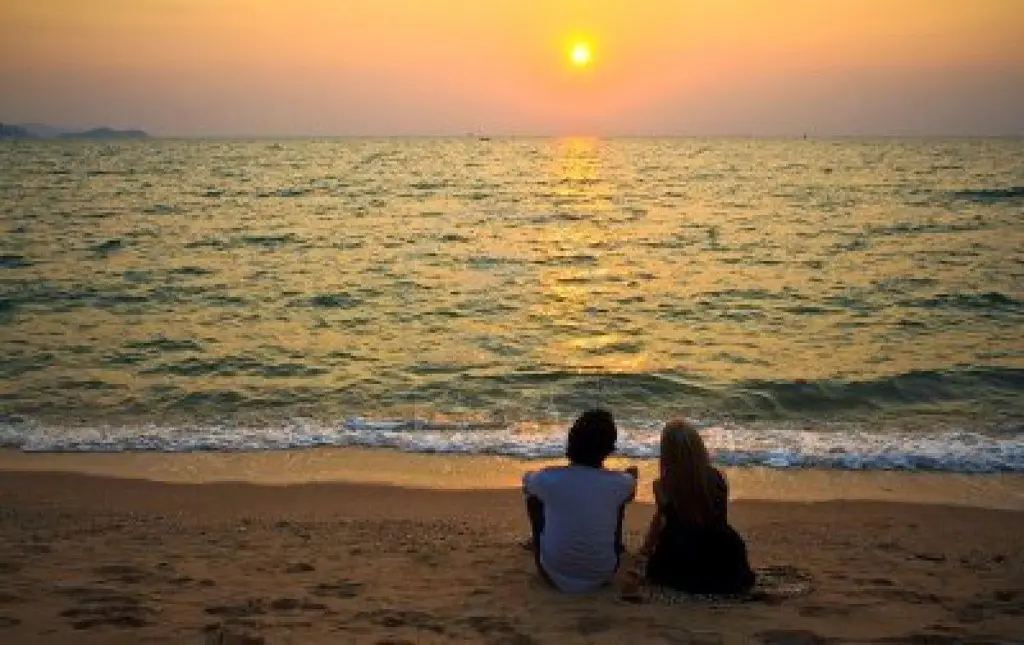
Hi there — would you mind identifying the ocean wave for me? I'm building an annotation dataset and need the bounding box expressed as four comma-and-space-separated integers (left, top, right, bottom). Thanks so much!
456, 367, 1024, 417
950, 186, 1024, 203
908, 292, 1023, 311
141, 204, 180, 215
181, 234, 302, 251
2, 364, 1020, 422
0, 254, 34, 269
256, 187, 314, 198
238, 234, 303, 247
89, 238, 125, 255
732, 368, 1024, 414
3, 284, 176, 311
293, 293, 362, 309
866, 219, 986, 236
1, 418, 1020, 472
169, 266, 215, 277
125, 337, 203, 352
141, 356, 327, 378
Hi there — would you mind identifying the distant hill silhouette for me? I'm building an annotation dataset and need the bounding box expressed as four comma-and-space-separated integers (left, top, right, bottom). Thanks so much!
58, 127, 149, 140
19, 123, 71, 138
0, 122, 149, 140
0, 123, 34, 139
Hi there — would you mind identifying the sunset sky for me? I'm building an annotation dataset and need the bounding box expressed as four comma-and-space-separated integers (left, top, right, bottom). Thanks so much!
2, 0, 1023, 136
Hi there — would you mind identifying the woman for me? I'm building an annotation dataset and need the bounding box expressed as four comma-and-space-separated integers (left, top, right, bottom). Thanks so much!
639, 420, 754, 594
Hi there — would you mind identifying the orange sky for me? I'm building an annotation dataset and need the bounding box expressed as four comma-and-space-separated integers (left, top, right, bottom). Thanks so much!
2, 0, 1022, 135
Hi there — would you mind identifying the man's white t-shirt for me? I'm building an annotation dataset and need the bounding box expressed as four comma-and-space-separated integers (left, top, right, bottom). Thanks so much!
523, 465, 637, 593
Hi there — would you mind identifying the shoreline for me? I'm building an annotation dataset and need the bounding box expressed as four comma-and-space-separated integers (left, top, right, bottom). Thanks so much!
3, 414, 1020, 475
2, 446, 1023, 510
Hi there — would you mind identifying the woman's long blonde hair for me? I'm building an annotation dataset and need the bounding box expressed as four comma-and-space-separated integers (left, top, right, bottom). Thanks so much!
659, 419, 719, 526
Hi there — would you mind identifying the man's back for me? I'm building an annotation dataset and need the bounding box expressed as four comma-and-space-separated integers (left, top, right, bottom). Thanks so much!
524, 465, 636, 592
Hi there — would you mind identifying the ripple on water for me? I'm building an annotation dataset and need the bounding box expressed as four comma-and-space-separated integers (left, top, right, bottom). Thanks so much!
294, 293, 362, 309
908, 292, 1023, 312
124, 337, 203, 352
141, 356, 327, 378
0, 255, 34, 268
89, 239, 125, 255
948, 186, 1024, 203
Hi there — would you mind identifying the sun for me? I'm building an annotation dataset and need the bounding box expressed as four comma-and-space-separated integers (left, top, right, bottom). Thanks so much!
569, 41, 592, 68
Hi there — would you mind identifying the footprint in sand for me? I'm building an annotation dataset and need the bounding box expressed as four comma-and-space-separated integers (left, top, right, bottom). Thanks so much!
574, 613, 615, 636
354, 608, 447, 634
910, 552, 947, 563
869, 588, 947, 605
58, 590, 155, 631
457, 615, 535, 644
754, 629, 833, 645
658, 630, 724, 645
93, 564, 149, 584
53, 581, 155, 628
204, 599, 267, 619
990, 588, 1024, 615
206, 596, 332, 620
23, 543, 52, 555
309, 580, 364, 599
0, 591, 24, 605
0, 562, 22, 575
797, 604, 852, 618
268, 597, 329, 613
865, 635, 1005, 644
203, 624, 267, 645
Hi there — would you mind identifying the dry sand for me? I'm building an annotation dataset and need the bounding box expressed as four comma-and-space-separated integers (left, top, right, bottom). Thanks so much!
0, 449, 1022, 644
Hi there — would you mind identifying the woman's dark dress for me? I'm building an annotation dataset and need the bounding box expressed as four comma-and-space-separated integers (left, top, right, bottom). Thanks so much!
645, 469, 755, 594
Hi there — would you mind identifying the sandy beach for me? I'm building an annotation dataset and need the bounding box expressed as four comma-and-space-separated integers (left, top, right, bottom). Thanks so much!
0, 450, 1022, 644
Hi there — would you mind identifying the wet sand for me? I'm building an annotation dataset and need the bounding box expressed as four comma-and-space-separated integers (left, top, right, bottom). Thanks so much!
0, 450, 1022, 644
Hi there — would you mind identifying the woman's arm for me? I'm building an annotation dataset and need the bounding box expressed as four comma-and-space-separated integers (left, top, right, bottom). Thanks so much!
715, 469, 729, 522
639, 511, 662, 556
639, 479, 666, 556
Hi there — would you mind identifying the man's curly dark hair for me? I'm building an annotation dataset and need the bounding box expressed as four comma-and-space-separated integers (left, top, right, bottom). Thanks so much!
566, 408, 617, 468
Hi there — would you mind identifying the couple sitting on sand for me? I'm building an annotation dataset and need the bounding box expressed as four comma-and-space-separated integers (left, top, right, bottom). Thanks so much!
523, 409, 755, 595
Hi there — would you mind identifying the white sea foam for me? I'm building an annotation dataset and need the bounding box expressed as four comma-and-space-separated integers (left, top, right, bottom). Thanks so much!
0, 418, 1021, 473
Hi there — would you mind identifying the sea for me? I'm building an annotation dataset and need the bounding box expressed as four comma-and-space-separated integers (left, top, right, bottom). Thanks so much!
1, 138, 1022, 472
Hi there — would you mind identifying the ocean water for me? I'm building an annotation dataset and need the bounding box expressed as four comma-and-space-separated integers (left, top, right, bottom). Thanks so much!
1, 138, 1022, 471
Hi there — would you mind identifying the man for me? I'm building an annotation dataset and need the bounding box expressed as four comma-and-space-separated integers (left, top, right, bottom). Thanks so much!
523, 408, 638, 592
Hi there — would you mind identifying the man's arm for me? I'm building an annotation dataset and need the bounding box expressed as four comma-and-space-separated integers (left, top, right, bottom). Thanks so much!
623, 466, 639, 501
523, 469, 547, 498
522, 471, 535, 494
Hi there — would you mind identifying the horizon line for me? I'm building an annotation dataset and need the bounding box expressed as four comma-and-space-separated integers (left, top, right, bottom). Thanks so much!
6, 121, 1024, 140
8, 132, 1024, 140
